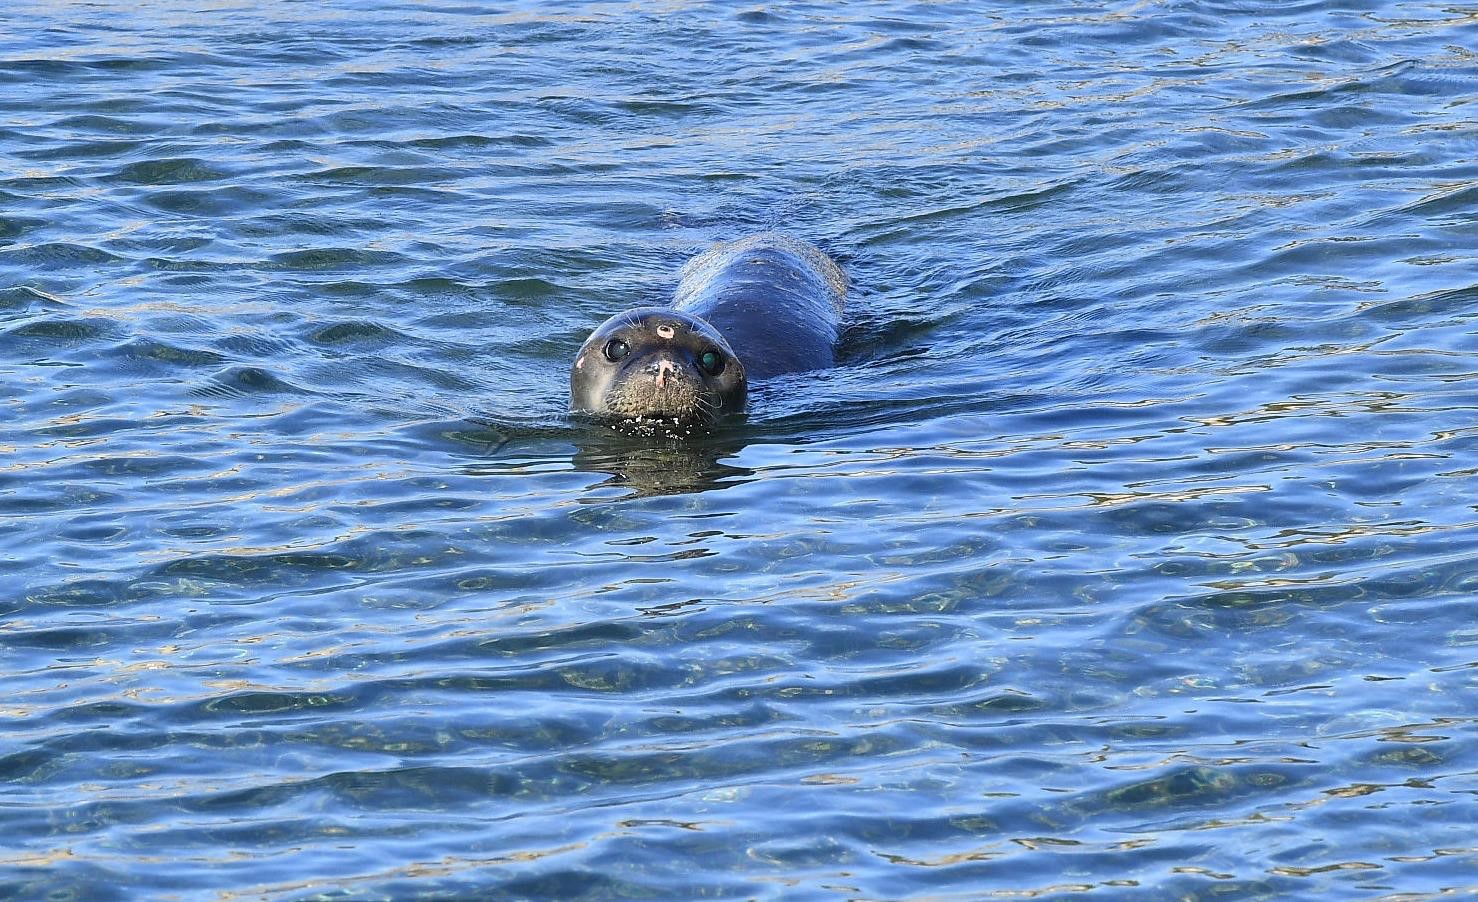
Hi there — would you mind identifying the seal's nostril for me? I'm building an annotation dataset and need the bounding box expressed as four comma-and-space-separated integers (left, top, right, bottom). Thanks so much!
656, 324, 675, 339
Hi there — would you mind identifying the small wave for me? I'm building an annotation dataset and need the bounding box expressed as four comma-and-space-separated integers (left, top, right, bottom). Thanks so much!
195, 365, 310, 398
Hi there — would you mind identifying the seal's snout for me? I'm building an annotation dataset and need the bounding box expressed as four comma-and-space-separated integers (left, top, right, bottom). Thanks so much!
636, 352, 700, 400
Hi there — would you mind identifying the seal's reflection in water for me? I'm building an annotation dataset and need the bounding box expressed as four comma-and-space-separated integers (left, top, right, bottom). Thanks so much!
445, 418, 749, 500
570, 424, 752, 499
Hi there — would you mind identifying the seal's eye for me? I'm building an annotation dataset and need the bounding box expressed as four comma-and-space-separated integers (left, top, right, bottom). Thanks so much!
698, 350, 723, 375
604, 339, 630, 361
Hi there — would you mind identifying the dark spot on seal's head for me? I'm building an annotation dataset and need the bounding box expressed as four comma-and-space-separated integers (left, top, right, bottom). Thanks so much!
570, 306, 746, 432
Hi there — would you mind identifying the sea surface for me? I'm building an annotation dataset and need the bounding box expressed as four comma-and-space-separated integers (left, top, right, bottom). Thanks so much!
2, 1, 1475, 899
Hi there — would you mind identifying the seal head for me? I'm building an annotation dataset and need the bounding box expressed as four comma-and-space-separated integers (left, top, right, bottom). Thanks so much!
570, 306, 746, 434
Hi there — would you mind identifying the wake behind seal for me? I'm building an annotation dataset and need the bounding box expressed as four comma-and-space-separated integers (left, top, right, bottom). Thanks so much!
570, 234, 847, 434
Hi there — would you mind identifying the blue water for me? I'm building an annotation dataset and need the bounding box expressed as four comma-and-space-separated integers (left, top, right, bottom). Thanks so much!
3, 2, 1475, 898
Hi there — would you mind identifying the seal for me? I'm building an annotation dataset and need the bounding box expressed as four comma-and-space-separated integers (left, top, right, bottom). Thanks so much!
570, 234, 846, 433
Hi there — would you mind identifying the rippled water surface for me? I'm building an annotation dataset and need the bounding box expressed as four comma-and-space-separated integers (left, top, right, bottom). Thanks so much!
3, 1, 1476, 898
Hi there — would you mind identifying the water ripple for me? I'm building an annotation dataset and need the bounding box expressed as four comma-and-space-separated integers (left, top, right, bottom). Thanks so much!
2, 0, 1475, 898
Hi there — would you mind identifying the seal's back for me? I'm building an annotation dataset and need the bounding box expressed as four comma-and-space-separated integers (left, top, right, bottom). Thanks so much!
672, 234, 846, 380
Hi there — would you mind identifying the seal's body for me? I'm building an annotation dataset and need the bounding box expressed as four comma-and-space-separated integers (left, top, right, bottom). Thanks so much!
570, 234, 845, 433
